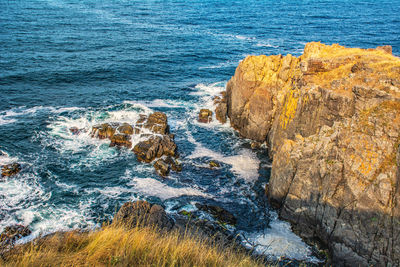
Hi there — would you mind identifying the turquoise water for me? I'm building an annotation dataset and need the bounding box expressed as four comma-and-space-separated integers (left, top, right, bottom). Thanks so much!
1, 0, 399, 261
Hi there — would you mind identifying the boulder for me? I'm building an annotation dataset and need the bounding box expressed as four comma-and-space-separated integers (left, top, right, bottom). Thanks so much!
117, 123, 134, 135
91, 123, 116, 139
0, 225, 31, 249
113, 200, 173, 230
198, 109, 212, 123
225, 42, 400, 266
164, 156, 182, 172
153, 159, 170, 177
109, 134, 132, 148
133, 135, 177, 163
1, 163, 21, 177
195, 203, 237, 225
143, 112, 169, 134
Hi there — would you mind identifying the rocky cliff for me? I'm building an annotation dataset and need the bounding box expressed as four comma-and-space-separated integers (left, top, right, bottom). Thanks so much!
221, 42, 400, 266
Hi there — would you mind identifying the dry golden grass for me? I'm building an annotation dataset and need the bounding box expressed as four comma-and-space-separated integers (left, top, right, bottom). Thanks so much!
0, 225, 264, 267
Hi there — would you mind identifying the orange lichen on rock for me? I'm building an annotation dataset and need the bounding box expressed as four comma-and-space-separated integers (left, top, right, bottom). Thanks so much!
225, 42, 400, 266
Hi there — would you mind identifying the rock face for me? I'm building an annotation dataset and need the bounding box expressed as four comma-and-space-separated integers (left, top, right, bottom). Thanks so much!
91, 112, 179, 176
225, 42, 400, 266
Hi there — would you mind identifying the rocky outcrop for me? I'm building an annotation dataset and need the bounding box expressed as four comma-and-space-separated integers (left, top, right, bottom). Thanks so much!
91, 112, 180, 177
224, 42, 400, 266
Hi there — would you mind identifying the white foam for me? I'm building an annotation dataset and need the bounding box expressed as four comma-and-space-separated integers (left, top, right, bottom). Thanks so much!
128, 177, 210, 200
187, 133, 260, 181
242, 211, 316, 261
0, 151, 18, 166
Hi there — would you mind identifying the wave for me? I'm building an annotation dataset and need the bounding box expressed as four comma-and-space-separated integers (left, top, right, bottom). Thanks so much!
0, 106, 83, 126
241, 211, 319, 262
128, 177, 210, 201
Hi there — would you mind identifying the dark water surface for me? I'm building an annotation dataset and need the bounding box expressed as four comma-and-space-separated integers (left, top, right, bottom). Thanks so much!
1, 0, 399, 261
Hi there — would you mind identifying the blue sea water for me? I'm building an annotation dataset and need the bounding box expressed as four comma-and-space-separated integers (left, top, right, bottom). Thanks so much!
1, 0, 399, 261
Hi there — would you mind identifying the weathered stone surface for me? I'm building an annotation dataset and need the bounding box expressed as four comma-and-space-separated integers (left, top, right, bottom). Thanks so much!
1, 163, 21, 177
195, 203, 237, 225
225, 42, 400, 266
113, 200, 173, 230
117, 123, 134, 135
143, 112, 169, 134
153, 159, 170, 177
0, 225, 31, 249
91, 123, 116, 139
198, 109, 212, 123
110, 134, 132, 148
133, 135, 177, 163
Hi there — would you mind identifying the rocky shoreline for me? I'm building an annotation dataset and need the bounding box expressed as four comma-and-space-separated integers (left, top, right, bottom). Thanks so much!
215, 42, 400, 266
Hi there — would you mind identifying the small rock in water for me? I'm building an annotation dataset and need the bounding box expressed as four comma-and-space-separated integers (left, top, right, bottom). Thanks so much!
69, 127, 81, 135
154, 159, 170, 177
209, 160, 220, 168
0, 225, 31, 249
164, 156, 182, 172
198, 109, 213, 123
195, 203, 237, 225
1, 163, 21, 177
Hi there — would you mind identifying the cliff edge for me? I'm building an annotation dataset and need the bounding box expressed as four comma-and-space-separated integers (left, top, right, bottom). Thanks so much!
221, 42, 400, 266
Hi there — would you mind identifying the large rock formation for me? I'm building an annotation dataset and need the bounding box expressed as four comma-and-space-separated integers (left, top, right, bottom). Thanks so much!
223, 42, 400, 266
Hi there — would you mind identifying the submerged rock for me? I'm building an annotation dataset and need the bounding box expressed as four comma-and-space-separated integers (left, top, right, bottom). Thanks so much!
1, 163, 21, 177
198, 109, 212, 123
113, 200, 173, 230
195, 203, 237, 225
69, 127, 82, 135
225, 42, 400, 266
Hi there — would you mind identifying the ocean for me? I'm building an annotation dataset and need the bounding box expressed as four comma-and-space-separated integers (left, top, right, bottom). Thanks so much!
1, 0, 399, 261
